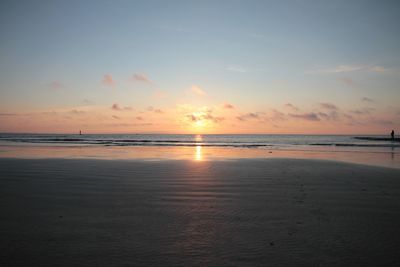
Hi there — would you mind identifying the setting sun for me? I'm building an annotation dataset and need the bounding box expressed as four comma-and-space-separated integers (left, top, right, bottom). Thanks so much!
195, 120, 204, 128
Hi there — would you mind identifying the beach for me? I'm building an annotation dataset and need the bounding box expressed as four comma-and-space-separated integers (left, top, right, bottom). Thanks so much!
1, 158, 400, 266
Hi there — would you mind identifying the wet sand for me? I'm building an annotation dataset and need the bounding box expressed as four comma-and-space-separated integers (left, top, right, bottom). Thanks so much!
1, 158, 400, 266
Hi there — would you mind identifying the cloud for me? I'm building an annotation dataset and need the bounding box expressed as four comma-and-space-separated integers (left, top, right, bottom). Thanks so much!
70, 109, 85, 115
111, 103, 132, 111
0, 113, 18, 116
102, 74, 116, 86
269, 109, 286, 121
317, 111, 339, 121
361, 97, 374, 103
112, 115, 120, 120
186, 110, 224, 124
111, 103, 121, 111
223, 103, 235, 109
48, 81, 64, 89
350, 107, 374, 116
147, 106, 163, 113
39, 111, 58, 116
289, 112, 320, 121
226, 65, 246, 73
319, 102, 338, 110
284, 103, 299, 111
369, 66, 387, 73
191, 85, 206, 96
103, 122, 153, 127
337, 77, 356, 87
307, 65, 389, 74
236, 112, 261, 121
136, 116, 144, 121
83, 99, 92, 105
132, 73, 152, 83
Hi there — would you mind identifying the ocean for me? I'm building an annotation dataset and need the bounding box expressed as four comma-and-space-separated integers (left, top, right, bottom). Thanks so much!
0, 133, 399, 168
0, 133, 399, 149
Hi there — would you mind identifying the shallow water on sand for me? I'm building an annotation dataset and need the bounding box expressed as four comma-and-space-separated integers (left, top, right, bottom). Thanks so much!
0, 143, 399, 169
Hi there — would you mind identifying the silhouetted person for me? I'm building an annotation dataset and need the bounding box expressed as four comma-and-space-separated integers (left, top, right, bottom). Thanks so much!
391, 130, 394, 140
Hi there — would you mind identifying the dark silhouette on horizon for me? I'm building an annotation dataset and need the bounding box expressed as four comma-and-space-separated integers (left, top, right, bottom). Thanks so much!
391, 130, 394, 140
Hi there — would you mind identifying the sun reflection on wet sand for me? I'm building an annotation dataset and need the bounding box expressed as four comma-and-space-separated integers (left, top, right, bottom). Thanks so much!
195, 145, 202, 161
0, 143, 399, 168
194, 135, 203, 161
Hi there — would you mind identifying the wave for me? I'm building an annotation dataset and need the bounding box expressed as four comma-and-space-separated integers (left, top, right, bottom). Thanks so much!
310, 143, 400, 148
354, 137, 400, 142
1, 135, 399, 148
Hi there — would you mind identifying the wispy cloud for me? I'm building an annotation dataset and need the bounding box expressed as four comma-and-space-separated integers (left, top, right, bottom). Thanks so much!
337, 77, 356, 87
223, 103, 235, 109
226, 65, 246, 73
319, 102, 338, 110
317, 111, 339, 121
190, 85, 206, 96
131, 73, 152, 83
269, 109, 286, 121
111, 103, 132, 111
83, 99, 92, 105
284, 103, 299, 111
186, 110, 224, 124
236, 112, 261, 121
102, 74, 116, 86
307, 64, 389, 74
69, 109, 85, 115
361, 97, 374, 103
350, 107, 374, 115
48, 81, 64, 89
147, 106, 163, 113
0, 113, 18, 116
289, 112, 320, 121
111, 103, 121, 111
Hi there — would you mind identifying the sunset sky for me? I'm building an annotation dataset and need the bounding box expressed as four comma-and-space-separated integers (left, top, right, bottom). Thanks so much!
0, 0, 399, 134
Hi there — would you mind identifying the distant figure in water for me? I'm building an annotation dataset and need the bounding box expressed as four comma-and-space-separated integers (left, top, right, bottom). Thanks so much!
391, 130, 394, 140
79, 130, 82, 135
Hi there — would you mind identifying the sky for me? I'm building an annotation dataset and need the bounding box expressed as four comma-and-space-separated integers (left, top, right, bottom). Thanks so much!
0, 0, 399, 134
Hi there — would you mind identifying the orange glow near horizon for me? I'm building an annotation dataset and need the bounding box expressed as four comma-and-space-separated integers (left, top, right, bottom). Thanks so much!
0, 103, 398, 135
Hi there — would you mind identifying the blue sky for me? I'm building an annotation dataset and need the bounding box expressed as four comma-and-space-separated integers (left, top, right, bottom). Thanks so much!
0, 0, 399, 133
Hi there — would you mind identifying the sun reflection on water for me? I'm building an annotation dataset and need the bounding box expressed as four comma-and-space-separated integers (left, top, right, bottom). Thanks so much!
195, 134, 203, 142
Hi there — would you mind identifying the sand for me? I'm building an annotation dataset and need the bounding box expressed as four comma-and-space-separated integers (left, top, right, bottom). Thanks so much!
1, 158, 400, 266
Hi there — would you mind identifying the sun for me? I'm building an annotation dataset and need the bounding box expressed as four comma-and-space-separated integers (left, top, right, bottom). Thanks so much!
195, 120, 204, 127
185, 111, 213, 133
